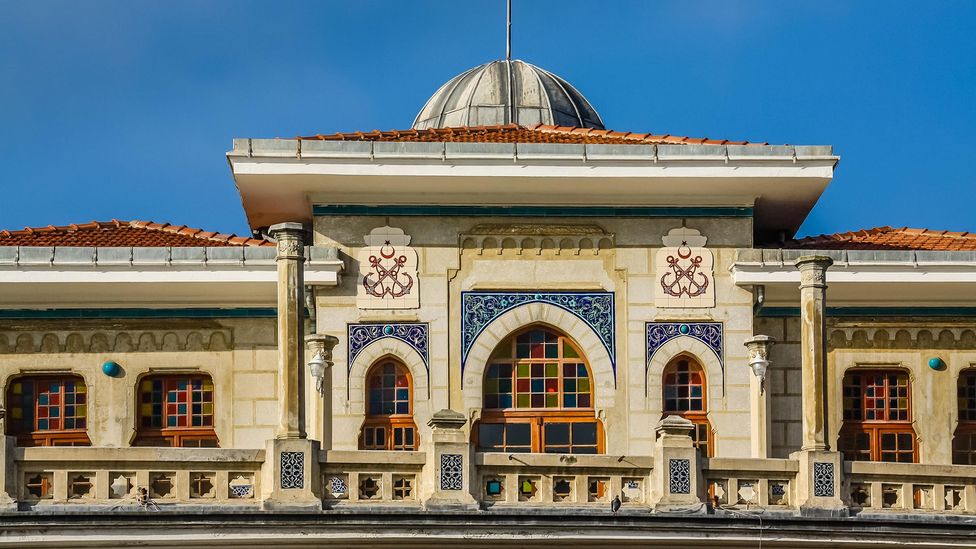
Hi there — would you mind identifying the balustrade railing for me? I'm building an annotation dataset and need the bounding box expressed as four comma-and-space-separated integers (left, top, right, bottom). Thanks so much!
475, 453, 653, 507
320, 450, 426, 505
844, 461, 976, 514
702, 457, 798, 509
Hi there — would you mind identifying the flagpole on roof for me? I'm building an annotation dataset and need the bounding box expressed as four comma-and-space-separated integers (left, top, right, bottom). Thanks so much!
506, 0, 517, 125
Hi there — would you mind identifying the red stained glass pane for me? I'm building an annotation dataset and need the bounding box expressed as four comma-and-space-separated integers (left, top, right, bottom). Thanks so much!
663, 358, 706, 414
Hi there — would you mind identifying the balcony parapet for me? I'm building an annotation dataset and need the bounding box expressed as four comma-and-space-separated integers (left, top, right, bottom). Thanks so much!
844, 461, 976, 514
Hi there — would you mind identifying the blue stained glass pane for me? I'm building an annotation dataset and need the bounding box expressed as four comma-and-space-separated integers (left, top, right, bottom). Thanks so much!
65, 406, 74, 416
369, 402, 381, 415
65, 418, 75, 429
564, 395, 576, 408
192, 416, 202, 426
168, 416, 177, 427
168, 392, 177, 402
178, 381, 187, 390
50, 407, 59, 418
38, 394, 48, 406
531, 379, 544, 393
396, 402, 409, 414
396, 389, 409, 400
564, 380, 576, 392
545, 345, 558, 358
499, 395, 512, 408
65, 382, 74, 392
370, 389, 381, 402
178, 404, 186, 415
192, 379, 202, 389
691, 387, 702, 397
153, 404, 162, 415
153, 380, 162, 390
383, 403, 395, 414
49, 383, 60, 393
499, 379, 512, 393
65, 394, 75, 405
192, 404, 202, 414
38, 419, 48, 430
578, 364, 587, 377
192, 392, 201, 402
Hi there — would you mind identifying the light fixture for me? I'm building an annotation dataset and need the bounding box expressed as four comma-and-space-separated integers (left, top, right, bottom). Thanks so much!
744, 335, 776, 394
305, 334, 339, 396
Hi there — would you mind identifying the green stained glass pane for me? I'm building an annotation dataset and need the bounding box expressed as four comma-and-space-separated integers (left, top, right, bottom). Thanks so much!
516, 394, 530, 408
546, 394, 558, 407
517, 364, 530, 377
562, 342, 579, 358
545, 363, 558, 377
578, 379, 590, 392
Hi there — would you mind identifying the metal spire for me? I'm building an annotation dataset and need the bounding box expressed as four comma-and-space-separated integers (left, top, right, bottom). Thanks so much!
505, 0, 517, 125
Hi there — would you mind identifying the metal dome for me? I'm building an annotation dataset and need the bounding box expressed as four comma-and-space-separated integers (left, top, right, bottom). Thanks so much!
412, 60, 605, 130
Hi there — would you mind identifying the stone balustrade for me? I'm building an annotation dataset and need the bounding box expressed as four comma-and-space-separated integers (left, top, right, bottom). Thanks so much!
12, 447, 264, 507
474, 453, 652, 507
844, 461, 976, 514
702, 457, 798, 509
320, 450, 426, 505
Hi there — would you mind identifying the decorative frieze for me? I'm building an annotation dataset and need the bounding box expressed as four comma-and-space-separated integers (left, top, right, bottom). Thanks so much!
461, 291, 615, 374
460, 224, 614, 256
347, 323, 429, 373
0, 329, 233, 354
357, 226, 419, 309
646, 322, 724, 369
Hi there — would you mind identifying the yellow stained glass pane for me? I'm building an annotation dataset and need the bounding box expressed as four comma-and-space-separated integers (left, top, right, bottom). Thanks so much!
203, 381, 214, 391
11, 408, 22, 419
141, 404, 153, 416
140, 380, 152, 391
545, 363, 558, 377
562, 342, 579, 358
77, 405, 87, 416
203, 403, 213, 415
76, 383, 86, 393
12, 382, 23, 395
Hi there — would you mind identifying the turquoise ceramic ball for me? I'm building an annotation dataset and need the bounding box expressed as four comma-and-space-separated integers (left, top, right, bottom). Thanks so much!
928, 357, 945, 370
102, 361, 121, 377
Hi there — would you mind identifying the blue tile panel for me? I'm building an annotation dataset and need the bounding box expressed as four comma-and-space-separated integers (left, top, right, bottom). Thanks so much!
646, 322, 724, 370
347, 323, 429, 373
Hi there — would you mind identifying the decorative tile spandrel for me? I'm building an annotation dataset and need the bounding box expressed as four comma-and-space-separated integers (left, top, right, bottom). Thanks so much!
655, 227, 715, 309
358, 226, 419, 309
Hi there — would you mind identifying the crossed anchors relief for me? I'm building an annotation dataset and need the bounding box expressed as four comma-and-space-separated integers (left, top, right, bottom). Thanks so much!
660, 241, 709, 298
362, 240, 414, 298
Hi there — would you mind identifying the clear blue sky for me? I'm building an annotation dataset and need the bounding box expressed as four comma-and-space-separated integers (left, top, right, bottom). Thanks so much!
2, 1, 974, 238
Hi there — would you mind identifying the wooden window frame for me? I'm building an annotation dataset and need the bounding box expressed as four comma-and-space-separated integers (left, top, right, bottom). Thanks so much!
5, 375, 91, 447
475, 326, 604, 454
953, 369, 976, 465
662, 355, 713, 457
359, 359, 418, 451
839, 369, 917, 463
134, 374, 218, 448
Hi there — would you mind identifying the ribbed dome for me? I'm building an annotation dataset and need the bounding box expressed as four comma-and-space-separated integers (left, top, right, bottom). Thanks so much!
412, 60, 604, 130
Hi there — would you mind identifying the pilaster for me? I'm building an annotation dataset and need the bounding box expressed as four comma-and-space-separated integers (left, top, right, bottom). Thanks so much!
795, 256, 832, 452
423, 409, 477, 510
269, 222, 306, 440
650, 415, 702, 511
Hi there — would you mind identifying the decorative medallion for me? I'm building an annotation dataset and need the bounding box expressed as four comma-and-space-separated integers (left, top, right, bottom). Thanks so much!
357, 226, 419, 309
813, 462, 835, 497
460, 291, 615, 375
646, 322, 724, 369
655, 227, 715, 308
347, 323, 429, 373
328, 475, 348, 498
668, 458, 691, 495
280, 451, 305, 490
440, 453, 464, 491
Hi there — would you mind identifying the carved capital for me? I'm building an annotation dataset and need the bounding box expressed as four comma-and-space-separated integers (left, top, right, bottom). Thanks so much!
795, 255, 833, 289
269, 222, 305, 261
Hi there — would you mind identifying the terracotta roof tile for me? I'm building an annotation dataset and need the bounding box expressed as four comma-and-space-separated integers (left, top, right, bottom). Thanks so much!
784, 226, 976, 251
0, 220, 274, 247
297, 124, 769, 146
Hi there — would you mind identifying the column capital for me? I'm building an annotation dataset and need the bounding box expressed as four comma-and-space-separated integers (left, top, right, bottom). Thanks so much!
269, 222, 305, 260
795, 255, 833, 288
304, 334, 339, 361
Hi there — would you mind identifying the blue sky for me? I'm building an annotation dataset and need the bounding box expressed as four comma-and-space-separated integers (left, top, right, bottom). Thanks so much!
2, 1, 974, 238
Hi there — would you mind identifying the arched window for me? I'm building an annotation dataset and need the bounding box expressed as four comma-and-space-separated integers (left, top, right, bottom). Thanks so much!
475, 326, 604, 454
839, 369, 916, 462
5, 375, 91, 446
953, 370, 976, 465
360, 359, 417, 451
135, 374, 218, 448
662, 355, 712, 456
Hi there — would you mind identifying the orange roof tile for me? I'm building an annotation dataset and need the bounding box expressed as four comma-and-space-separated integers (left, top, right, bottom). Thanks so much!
298, 124, 768, 146
786, 227, 976, 251
0, 220, 274, 247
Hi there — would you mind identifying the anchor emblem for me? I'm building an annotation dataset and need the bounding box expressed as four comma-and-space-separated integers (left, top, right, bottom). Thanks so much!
363, 240, 414, 298
660, 241, 709, 298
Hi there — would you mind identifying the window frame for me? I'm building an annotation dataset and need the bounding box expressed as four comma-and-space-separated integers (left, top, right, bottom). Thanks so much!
476, 326, 604, 454
5, 374, 91, 447
838, 368, 917, 463
952, 369, 976, 465
661, 354, 713, 457
359, 358, 418, 451
134, 373, 219, 448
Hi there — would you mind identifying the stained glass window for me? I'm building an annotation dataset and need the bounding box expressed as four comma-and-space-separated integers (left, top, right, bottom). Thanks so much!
661, 356, 711, 456
839, 369, 915, 463
953, 370, 976, 465
6, 375, 90, 446
360, 360, 417, 451
477, 327, 603, 454
135, 374, 218, 447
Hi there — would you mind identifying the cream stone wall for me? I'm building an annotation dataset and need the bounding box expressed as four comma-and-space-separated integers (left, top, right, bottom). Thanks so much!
0, 318, 278, 449
313, 214, 757, 458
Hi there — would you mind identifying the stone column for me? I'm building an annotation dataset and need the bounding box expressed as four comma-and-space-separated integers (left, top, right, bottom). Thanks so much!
795, 256, 832, 451
649, 415, 702, 511
270, 222, 306, 440
744, 335, 775, 458
424, 409, 477, 510
0, 411, 15, 509
791, 256, 844, 515
262, 223, 320, 510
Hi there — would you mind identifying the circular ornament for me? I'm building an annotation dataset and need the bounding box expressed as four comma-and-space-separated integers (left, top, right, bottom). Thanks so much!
383, 325, 395, 336
928, 357, 946, 370
101, 360, 122, 377
679, 324, 691, 335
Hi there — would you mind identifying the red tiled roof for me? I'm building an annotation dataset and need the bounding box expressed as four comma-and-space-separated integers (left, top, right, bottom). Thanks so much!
0, 220, 274, 247
298, 124, 768, 146
786, 227, 976, 251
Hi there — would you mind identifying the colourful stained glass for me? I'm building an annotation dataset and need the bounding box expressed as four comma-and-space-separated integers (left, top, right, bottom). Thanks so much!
663, 359, 705, 413
843, 371, 910, 422
367, 361, 411, 416
139, 375, 214, 431
959, 371, 976, 422
6, 376, 88, 437
483, 328, 592, 411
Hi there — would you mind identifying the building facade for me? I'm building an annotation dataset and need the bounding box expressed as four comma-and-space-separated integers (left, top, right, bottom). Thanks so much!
2, 60, 976, 547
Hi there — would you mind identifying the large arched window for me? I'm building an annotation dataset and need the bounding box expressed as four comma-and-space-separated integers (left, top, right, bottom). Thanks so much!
475, 326, 603, 454
135, 374, 218, 448
953, 370, 976, 465
839, 369, 916, 462
6, 374, 91, 446
662, 355, 712, 456
360, 359, 418, 451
